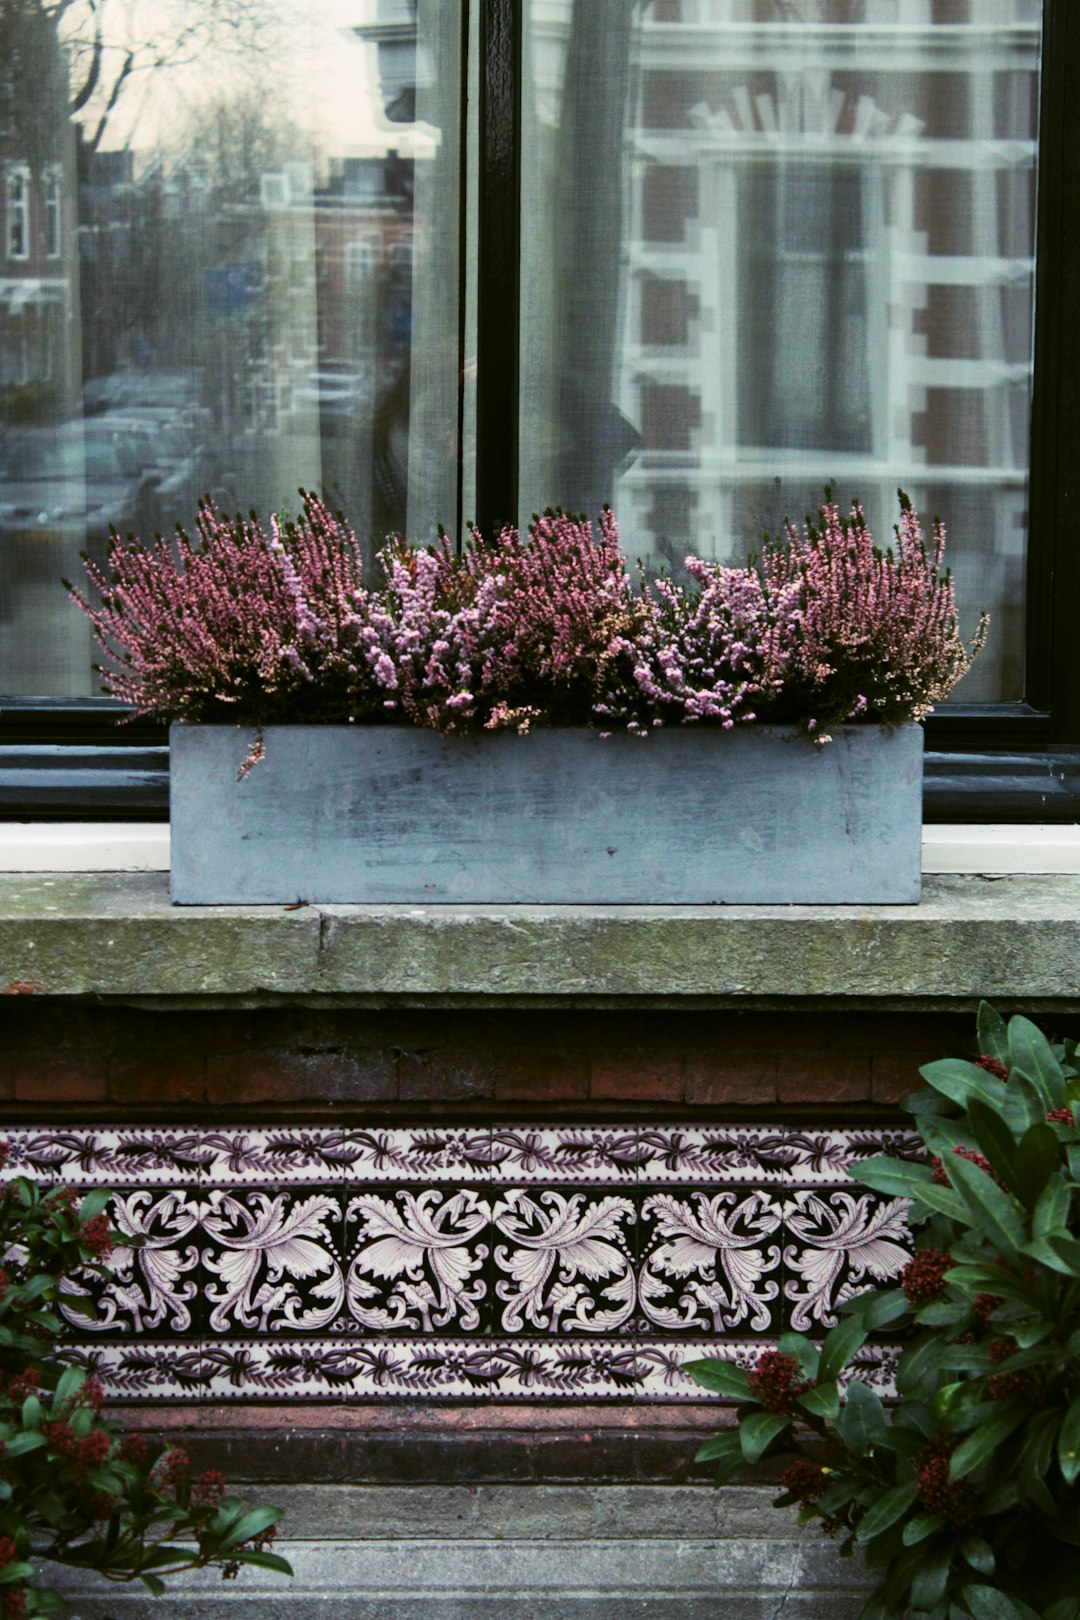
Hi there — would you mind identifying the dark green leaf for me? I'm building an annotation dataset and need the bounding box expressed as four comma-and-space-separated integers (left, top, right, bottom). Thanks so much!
21, 1394, 42, 1431
949, 1402, 1027, 1479
217, 1506, 281, 1554
966, 1099, 1019, 1188
909, 1538, 952, 1612
140, 1574, 166, 1597
901, 1512, 942, 1546
1008, 1015, 1065, 1110
739, 1410, 791, 1464
52, 1366, 85, 1410
3, 1432, 46, 1457
0, 1563, 34, 1586
798, 1383, 840, 1421
695, 1433, 742, 1464
1058, 1395, 1080, 1485
962, 1586, 1036, 1620
843, 1288, 910, 1331
837, 1381, 886, 1456
1033, 1177, 1071, 1237
683, 1358, 751, 1399
78, 1189, 112, 1221
976, 1001, 1008, 1066
959, 1535, 995, 1576
1021, 1235, 1080, 1278
1013, 1122, 1062, 1208
855, 1482, 919, 1542
231, 1549, 293, 1575
819, 1318, 868, 1385
920, 1058, 1008, 1113
855, 1156, 933, 1199
776, 1332, 820, 1379
943, 1152, 1025, 1257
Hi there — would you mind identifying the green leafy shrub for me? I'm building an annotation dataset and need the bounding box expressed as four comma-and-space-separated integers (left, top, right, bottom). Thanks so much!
0, 1150, 291, 1615
688, 1005, 1080, 1620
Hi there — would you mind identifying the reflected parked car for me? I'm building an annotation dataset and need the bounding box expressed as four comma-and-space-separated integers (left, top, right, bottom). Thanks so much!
0, 420, 163, 570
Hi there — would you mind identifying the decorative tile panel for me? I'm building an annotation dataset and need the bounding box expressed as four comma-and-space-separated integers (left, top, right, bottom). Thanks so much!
1, 1124, 919, 1402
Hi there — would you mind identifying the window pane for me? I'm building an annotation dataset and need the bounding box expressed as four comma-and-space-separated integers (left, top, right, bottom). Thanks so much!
520, 0, 1041, 703
0, 0, 464, 696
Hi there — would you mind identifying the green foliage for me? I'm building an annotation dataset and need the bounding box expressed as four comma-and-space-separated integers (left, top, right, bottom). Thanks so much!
0, 1152, 292, 1615
688, 1006, 1080, 1620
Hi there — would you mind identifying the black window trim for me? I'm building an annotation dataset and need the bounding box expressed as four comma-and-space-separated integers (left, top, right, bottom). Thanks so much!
1, 0, 1077, 824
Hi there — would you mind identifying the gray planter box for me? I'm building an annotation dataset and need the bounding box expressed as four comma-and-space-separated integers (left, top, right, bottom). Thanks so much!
169, 723, 922, 905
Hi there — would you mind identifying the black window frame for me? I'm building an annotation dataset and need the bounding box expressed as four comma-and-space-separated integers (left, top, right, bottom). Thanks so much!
2, 0, 1077, 823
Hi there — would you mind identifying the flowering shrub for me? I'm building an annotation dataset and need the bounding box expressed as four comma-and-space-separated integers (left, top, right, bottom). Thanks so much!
0, 1151, 291, 1613
67, 488, 984, 736
688, 1006, 1080, 1620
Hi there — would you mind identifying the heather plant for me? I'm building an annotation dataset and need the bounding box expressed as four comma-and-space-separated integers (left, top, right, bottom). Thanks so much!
65, 491, 381, 725
68, 487, 984, 737
0, 1149, 291, 1614
688, 1005, 1080, 1620
760, 490, 987, 737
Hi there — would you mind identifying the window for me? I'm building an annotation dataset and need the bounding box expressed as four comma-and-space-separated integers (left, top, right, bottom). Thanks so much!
5, 167, 30, 261
1, 0, 1077, 822
44, 168, 62, 258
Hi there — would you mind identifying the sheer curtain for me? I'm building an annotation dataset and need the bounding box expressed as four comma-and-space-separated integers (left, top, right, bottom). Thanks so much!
519, 0, 1042, 701
0, 0, 464, 695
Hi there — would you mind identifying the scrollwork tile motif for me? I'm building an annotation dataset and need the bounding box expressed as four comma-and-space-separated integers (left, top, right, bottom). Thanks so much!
1, 1123, 918, 1401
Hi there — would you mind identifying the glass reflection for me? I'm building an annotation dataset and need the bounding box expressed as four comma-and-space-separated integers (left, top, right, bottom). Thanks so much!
520, 0, 1041, 702
0, 0, 462, 695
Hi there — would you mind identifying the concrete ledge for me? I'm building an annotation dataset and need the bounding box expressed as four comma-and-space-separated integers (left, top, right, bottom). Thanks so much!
0, 871, 1078, 1009
50, 1488, 873, 1618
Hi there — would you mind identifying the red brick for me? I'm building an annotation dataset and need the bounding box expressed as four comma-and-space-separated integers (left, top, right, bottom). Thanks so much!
109, 1052, 205, 1105
871, 1054, 925, 1106
684, 1052, 776, 1105
590, 1052, 683, 1103
205, 1050, 397, 1104
776, 1054, 870, 1104
399, 1050, 496, 1102
9, 1053, 106, 1103
493, 1058, 588, 1102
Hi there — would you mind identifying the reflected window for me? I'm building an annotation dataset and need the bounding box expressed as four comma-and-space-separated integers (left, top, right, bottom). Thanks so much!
0, 0, 465, 697
44, 168, 61, 258
5, 167, 29, 261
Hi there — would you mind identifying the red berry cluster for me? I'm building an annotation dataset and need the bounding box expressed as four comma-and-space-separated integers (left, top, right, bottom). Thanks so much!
975, 1054, 1010, 1081
932, 1146, 1008, 1191
972, 1291, 1002, 1324
916, 1438, 977, 1528
191, 1468, 227, 1513
79, 1214, 113, 1259
43, 1419, 111, 1477
748, 1351, 812, 1415
1047, 1106, 1073, 1126
6, 1368, 40, 1402
0, 1541, 15, 1567
781, 1459, 827, 1505
150, 1446, 190, 1498
119, 1432, 150, 1465
900, 1247, 951, 1305
1, 1589, 26, 1619
986, 1337, 1039, 1403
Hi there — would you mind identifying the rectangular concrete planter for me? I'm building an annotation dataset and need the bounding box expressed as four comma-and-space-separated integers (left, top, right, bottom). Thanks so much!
169, 722, 922, 905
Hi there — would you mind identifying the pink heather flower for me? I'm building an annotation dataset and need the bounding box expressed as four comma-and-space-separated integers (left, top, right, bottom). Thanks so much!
68, 490, 984, 738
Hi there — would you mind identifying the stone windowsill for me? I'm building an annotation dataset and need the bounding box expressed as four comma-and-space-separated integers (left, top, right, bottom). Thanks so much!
0, 871, 1077, 1010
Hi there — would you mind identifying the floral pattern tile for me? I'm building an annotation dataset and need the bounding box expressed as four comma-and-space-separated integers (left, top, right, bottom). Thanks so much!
635, 1188, 784, 1336
1, 1123, 920, 1401
4, 1127, 203, 1185
780, 1188, 912, 1332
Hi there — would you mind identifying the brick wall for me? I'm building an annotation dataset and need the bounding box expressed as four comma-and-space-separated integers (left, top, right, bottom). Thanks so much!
0, 1001, 979, 1115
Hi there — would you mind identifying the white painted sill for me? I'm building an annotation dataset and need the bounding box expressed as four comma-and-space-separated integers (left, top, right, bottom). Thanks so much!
0, 822, 1078, 875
